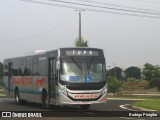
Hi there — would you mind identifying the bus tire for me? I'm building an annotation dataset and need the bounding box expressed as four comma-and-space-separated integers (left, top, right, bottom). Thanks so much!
15, 89, 26, 105
15, 89, 20, 104
80, 104, 90, 110
41, 91, 50, 109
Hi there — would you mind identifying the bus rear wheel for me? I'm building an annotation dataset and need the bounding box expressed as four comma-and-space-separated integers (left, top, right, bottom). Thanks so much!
15, 90, 20, 104
15, 89, 26, 105
80, 104, 90, 110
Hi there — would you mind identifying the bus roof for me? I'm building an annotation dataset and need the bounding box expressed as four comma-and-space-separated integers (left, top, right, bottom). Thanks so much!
4, 47, 103, 61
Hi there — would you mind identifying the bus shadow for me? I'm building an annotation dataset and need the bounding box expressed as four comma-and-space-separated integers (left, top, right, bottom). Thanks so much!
7, 101, 87, 111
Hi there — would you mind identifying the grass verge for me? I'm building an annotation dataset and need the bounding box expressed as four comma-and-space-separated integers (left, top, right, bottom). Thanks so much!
108, 95, 160, 100
0, 91, 3, 94
0, 85, 4, 95
0, 86, 3, 89
132, 100, 160, 111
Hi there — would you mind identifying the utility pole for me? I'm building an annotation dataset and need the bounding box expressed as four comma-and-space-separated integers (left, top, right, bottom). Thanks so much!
79, 11, 81, 40
107, 66, 112, 77
75, 9, 85, 41
114, 63, 117, 81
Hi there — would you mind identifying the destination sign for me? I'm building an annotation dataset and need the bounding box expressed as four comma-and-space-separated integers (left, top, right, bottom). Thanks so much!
66, 50, 99, 56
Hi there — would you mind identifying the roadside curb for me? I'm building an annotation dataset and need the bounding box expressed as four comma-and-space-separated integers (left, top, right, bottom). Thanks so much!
0, 89, 5, 97
0, 94, 6, 97
108, 98, 146, 101
108, 97, 160, 101
123, 104, 160, 115
122, 94, 160, 97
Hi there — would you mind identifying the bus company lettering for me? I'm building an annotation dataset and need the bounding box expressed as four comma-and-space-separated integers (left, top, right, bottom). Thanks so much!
74, 94, 97, 99
12, 77, 32, 85
66, 50, 99, 56
12, 77, 45, 86
72, 50, 93, 55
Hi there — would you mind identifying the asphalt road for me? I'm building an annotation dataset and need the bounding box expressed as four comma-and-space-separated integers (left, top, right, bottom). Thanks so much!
0, 96, 159, 120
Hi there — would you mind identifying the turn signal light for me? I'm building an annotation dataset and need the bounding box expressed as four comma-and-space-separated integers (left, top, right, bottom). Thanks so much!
101, 97, 107, 101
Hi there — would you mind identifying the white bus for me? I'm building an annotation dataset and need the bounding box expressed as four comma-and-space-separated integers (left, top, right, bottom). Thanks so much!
3, 47, 107, 109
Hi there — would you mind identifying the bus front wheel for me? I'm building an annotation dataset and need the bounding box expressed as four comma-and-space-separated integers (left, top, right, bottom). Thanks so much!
41, 91, 50, 109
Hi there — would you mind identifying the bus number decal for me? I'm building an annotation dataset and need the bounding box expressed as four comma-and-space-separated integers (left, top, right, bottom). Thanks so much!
35, 79, 45, 86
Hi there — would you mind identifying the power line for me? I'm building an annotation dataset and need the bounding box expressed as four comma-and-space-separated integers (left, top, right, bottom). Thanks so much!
48, 0, 160, 15
0, 13, 78, 42
21, 0, 160, 19
74, 0, 160, 13
129, 0, 160, 4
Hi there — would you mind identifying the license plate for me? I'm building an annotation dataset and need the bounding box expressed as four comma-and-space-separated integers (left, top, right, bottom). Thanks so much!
80, 102, 91, 104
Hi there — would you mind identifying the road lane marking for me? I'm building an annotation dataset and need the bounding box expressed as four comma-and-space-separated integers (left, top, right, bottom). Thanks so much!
120, 117, 145, 120
120, 117, 135, 119
120, 103, 157, 112
120, 104, 136, 111
119, 105, 147, 120
0, 98, 14, 102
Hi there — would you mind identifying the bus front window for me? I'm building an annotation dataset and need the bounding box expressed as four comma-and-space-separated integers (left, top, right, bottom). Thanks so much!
60, 58, 105, 83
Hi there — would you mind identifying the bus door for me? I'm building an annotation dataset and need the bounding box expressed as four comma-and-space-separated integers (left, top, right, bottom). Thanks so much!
8, 62, 12, 97
48, 58, 57, 104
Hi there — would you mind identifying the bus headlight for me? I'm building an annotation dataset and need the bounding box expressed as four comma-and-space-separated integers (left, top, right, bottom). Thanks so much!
59, 89, 67, 96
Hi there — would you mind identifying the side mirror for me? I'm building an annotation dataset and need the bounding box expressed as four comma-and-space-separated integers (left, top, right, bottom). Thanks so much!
56, 60, 60, 70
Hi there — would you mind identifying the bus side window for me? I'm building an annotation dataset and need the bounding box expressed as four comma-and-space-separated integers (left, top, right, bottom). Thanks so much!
26, 57, 33, 76
38, 57, 47, 76
33, 57, 40, 76
19, 59, 25, 76
19, 68, 22, 76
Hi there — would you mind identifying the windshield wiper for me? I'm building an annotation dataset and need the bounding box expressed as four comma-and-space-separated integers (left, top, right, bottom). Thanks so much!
71, 57, 82, 70
71, 57, 82, 76
88, 57, 96, 69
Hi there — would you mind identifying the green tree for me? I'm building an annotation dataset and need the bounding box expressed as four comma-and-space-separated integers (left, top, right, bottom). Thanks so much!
142, 63, 160, 91
142, 63, 160, 81
125, 66, 141, 80
149, 78, 160, 91
74, 37, 88, 47
108, 67, 123, 81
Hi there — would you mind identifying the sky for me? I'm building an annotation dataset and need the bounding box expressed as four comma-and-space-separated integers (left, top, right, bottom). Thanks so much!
0, 0, 160, 68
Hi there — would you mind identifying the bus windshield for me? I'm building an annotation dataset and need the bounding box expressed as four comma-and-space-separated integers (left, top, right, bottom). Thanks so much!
60, 57, 106, 83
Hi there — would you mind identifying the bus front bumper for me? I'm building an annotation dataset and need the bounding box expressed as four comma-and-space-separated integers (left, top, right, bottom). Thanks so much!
58, 92, 107, 105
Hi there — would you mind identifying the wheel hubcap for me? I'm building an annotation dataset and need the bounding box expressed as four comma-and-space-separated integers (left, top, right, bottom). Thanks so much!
16, 94, 19, 102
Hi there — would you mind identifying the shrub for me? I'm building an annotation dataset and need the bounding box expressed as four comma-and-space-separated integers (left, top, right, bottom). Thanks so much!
108, 78, 121, 95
